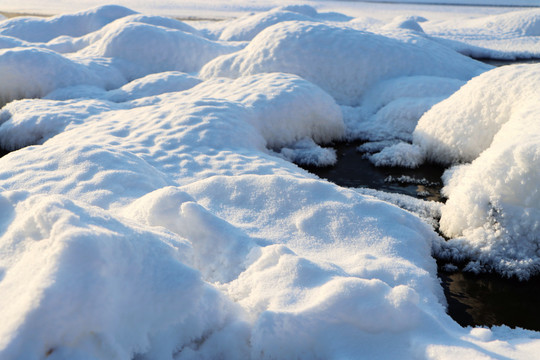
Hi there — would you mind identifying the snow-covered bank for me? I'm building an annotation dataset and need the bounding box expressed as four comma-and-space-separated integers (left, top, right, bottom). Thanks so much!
0, 4, 540, 359
413, 64, 540, 279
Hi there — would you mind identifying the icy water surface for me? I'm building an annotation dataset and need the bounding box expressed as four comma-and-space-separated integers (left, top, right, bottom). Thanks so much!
303, 140, 540, 331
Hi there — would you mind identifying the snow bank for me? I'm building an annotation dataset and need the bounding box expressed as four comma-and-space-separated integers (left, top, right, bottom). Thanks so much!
176, 73, 344, 148
0, 98, 121, 150
0, 49, 453, 358
201, 21, 488, 106
412, 64, 540, 279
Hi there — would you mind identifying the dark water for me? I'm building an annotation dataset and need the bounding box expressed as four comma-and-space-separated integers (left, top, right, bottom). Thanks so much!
438, 267, 540, 329
303, 140, 540, 331
302, 140, 445, 202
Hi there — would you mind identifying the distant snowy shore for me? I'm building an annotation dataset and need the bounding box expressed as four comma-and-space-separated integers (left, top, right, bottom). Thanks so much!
0, 4, 539, 359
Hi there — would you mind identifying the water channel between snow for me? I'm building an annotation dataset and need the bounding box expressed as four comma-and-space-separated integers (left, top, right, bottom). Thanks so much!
302, 139, 540, 331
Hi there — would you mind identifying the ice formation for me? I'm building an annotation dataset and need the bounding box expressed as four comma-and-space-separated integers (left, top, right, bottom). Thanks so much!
0, 4, 539, 359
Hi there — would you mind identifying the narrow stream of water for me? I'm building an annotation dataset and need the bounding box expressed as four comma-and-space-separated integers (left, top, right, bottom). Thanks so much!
302, 140, 445, 201
303, 140, 540, 331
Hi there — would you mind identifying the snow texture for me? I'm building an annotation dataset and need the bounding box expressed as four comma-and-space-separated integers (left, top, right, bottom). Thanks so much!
201, 21, 489, 106
0, 4, 540, 360
414, 64, 540, 279
423, 9, 540, 59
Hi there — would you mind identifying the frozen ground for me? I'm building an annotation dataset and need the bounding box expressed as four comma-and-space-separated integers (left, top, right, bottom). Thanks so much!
0, 2, 539, 359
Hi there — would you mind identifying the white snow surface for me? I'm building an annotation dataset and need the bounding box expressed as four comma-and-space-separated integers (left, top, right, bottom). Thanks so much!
422, 9, 540, 59
413, 63, 540, 279
200, 21, 488, 106
0, 4, 540, 360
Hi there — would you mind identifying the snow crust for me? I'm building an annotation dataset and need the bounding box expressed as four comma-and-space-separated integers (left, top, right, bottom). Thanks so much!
0, 4, 540, 359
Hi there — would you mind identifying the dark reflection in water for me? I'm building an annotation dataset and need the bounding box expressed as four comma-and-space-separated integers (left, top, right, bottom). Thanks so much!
439, 267, 540, 330
302, 139, 540, 331
302, 140, 445, 201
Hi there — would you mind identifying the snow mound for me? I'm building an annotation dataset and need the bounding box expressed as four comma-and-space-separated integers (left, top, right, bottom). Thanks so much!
107, 71, 202, 102
178, 73, 344, 148
0, 47, 124, 106
0, 191, 245, 359
413, 64, 540, 279
79, 21, 241, 80
45, 71, 202, 102
218, 5, 351, 41
414, 64, 540, 164
0, 73, 344, 153
0, 36, 29, 50
201, 21, 489, 106
40, 14, 202, 54
487, 9, 540, 36
0, 5, 136, 43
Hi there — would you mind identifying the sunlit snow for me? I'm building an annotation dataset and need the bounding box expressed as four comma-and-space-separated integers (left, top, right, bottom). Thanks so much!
0, 2, 539, 359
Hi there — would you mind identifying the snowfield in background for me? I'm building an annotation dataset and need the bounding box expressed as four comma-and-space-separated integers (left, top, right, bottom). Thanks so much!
0, 3, 539, 360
